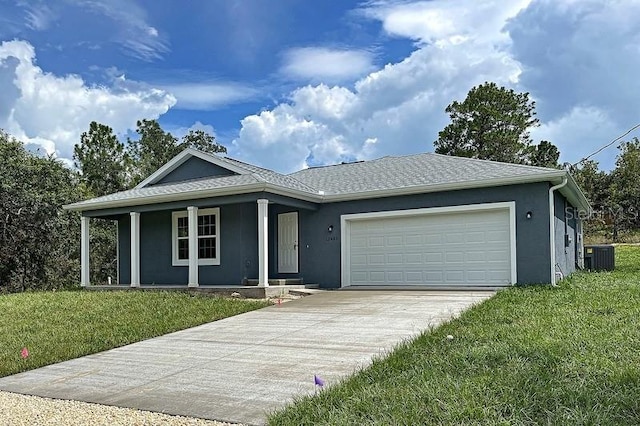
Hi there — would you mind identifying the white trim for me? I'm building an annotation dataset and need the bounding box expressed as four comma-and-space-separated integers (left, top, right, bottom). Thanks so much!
172, 207, 220, 267
187, 206, 199, 287
257, 199, 269, 287
80, 216, 90, 287
130, 212, 140, 287
116, 223, 119, 285
340, 202, 517, 288
549, 177, 568, 286
576, 217, 584, 269
135, 148, 250, 189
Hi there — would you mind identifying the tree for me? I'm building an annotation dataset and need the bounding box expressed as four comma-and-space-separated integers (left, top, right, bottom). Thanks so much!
128, 119, 180, 184
0, 131, 82, 292
74, 121, 130, 196
435, 82, 551, 164
180, 129, 227, 155
528, 140, 560, 168
610, 138, 640, 232
128, 120, 226, 185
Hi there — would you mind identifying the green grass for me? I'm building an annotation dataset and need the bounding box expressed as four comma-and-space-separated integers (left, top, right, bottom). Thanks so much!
270, 246, 640, 425
0, 291, 269, 378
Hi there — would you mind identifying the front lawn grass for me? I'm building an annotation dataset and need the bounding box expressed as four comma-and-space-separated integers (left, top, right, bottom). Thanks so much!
270, 246, 640, 425
0, 291, 269, 378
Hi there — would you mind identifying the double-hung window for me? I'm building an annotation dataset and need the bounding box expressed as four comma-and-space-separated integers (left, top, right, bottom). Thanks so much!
172, 208, 220, 266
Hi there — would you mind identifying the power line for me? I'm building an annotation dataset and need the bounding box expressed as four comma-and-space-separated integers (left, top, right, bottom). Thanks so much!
573, 122, 640, 167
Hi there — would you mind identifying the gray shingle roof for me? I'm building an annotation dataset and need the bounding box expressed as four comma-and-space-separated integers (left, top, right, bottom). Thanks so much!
66, 150, 579, 211
289, 153, 561, 195
219, 157, 318, 193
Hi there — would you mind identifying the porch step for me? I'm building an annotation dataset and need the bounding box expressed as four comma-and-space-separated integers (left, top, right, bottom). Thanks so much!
244, 278, 304, 286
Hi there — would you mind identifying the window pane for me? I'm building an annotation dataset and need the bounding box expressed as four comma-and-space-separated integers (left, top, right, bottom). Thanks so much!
178, 239, 189, 260
177, 217, 188, 238
198, 214, 216, 236
198, 237, 216, 259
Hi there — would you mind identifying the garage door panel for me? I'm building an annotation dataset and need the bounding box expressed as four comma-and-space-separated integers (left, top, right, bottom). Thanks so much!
445, 271, 465, 282
425, 253, 443, 263
406, 271, 423, 282
370, 271, 385, 282
387, 271, 404, 282
346, 207, 513, 287
406, 235, 424, 245
387, 235, 404, 246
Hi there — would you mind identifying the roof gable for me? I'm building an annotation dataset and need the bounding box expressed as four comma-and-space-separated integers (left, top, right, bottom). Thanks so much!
151, 156, 237, 186
136, 148, 249, 188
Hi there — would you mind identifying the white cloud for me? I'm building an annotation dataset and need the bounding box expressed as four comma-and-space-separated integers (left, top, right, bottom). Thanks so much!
161, 82, 259, 110
232, 1, 525, 172
0, 40, 176, 160
531, 106, 620, 170
23, 3, 56, 31
73, 0, 168, 61
362, 0, 532, 46
166, 121, 218, 141
281, 47, 375, 83
232, 0, 639, 173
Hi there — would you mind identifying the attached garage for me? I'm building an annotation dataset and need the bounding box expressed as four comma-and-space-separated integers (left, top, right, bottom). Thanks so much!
341, 202, 517, 288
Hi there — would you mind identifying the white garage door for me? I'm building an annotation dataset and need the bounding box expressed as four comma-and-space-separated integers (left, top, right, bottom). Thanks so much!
342, 203, 515, 287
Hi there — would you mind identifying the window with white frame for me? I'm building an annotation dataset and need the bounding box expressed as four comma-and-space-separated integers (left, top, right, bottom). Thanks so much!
172, 208, 220, 266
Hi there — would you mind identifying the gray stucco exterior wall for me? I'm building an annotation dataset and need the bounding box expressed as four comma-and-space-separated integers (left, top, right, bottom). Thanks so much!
118, 203, 259, 285
291, 182, 553, 288
110, 181, 580, 288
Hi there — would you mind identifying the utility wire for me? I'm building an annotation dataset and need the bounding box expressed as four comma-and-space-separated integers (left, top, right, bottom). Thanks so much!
573, 122, 640, 167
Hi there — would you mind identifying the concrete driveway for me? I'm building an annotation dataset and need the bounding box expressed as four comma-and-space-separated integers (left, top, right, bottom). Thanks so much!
0, 290, 493, 425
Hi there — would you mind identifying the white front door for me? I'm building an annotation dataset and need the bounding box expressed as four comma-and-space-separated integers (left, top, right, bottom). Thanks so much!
278, 212, 299, 273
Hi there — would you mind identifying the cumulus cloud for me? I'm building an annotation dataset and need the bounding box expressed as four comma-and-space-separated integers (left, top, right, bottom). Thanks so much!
280, 47, 375, 83
508, 0, 640, 129
232, 0, 526, 172
232, 0, 639, 173
531, 106, 620, 170
0, 40, 176, 160
362, 0, 532, 46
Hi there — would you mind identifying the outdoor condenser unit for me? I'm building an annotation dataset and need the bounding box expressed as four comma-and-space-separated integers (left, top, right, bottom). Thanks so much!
583, 245, 615, 271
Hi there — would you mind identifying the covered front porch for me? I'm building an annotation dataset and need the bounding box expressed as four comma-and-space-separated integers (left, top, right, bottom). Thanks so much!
79, 193, 318, 289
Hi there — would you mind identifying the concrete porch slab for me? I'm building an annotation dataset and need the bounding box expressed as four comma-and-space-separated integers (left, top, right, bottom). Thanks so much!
83, 284, 320, 299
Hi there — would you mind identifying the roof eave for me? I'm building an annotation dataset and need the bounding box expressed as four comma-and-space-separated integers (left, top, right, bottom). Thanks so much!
63, 183, 323, 212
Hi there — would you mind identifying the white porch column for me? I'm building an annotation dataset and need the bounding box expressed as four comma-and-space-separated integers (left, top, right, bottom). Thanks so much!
257, 199, 269, 287
80, 216, 90, 287
130, 212, 140, 287
187, 206, 199, 287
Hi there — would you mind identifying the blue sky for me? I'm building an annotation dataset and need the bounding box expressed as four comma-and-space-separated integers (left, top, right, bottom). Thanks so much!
1, 0, 639, 173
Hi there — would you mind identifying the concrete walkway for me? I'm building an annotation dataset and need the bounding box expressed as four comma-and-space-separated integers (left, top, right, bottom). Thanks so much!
0, 290, 494, 425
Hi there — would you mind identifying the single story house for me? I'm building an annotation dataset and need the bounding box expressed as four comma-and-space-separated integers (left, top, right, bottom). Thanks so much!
64, 148, 591, 289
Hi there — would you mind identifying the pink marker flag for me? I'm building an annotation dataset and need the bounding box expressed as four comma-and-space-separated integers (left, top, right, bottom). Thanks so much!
314, 374, 325, 387
20, 347, 29, 359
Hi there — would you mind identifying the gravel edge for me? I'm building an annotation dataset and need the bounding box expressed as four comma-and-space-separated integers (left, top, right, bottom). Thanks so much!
0, 391, 241, 426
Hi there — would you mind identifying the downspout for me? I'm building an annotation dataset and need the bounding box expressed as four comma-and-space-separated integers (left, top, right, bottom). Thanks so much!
549, 176, 568, 286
